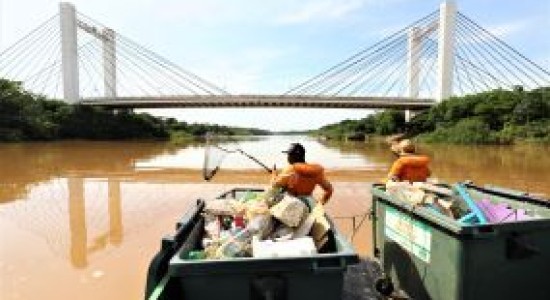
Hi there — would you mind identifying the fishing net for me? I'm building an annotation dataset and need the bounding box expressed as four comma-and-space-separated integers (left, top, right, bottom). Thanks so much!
203, 134, 272, 181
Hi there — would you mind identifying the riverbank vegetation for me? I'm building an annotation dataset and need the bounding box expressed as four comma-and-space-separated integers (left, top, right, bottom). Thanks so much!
0, 78, 269, 142
315, 87, 550, 144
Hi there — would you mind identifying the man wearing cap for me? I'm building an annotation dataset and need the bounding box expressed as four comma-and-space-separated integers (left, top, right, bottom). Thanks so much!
387, 139, 431, 183
271, 143, 333, 206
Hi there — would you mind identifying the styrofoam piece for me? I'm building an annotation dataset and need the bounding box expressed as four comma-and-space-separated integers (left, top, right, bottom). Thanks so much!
252, 236, 317, 258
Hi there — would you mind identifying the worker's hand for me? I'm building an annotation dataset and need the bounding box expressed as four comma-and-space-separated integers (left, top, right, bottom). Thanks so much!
312, 203, 325, 216
269, 164, 278, 185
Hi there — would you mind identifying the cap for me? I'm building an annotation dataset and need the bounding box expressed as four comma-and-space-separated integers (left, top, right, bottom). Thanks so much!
283, 143, 305, 156
391, 139, 415, 155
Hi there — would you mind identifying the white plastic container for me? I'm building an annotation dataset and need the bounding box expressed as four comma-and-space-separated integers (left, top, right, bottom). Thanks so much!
252, 236, 317, 258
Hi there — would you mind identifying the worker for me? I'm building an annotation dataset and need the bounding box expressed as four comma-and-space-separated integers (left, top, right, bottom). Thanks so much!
271, 143, 333, 206
387, 139, 431, 183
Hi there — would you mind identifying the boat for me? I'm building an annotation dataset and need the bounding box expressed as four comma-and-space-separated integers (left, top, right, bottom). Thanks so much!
145, 188, 359, 300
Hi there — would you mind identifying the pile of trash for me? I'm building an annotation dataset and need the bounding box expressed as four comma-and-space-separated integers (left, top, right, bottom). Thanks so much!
385, 181, 541, 225
386, 181, 465, 219
185, 189, 331, 260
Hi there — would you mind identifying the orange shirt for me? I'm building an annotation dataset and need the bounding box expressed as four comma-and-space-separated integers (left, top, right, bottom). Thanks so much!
273, 163, 333, 204
387, 155, 431, 183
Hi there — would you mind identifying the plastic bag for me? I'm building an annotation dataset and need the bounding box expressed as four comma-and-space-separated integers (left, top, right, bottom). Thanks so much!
215, 228, 253, 258
204, 214, 221, 239
246, 214, 274, 240
245, 200, 270, 221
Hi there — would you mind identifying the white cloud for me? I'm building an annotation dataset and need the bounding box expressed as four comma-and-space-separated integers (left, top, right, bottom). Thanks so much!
154, 0, 245, 24
189, 47, 290, 93
485, 19, 531, 39
275, 0, 366, 25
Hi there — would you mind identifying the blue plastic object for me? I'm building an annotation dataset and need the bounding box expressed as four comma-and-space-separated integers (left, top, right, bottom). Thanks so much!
455, 183, 488, 225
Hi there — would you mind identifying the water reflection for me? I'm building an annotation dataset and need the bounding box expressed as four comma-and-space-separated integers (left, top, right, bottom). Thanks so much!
1, 137, 548, 204
1, 137, 549, 300
0, 141, 178, 203
68, 177, 87, 268
67, 178, 123, 268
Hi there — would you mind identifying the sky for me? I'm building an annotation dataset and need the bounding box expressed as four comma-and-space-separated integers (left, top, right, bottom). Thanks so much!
1, 0, 549, 131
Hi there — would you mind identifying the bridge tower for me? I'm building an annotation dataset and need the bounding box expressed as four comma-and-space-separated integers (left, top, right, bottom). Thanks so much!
405, 0, 456, 121
436, 0, 457, 102
60, 3, 79, 104
60, 2, 117, 103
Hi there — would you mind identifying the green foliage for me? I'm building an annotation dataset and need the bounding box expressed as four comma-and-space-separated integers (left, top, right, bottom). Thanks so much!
418, 118, 501, 144
499, 119, 550, 142
316, 110, 406, 140
0, 78, 269, 142
315, 87, 550, 144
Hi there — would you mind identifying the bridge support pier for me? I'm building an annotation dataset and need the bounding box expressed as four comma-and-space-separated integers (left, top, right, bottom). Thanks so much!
60, 2, 79, 104
405, 109, 419, 123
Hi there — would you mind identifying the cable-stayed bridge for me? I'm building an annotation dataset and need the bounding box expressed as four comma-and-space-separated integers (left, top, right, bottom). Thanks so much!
1, 1, 549, 119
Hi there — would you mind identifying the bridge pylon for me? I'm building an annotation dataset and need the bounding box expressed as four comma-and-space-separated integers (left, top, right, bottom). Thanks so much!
60, 2, 79, 104
436, 0, 457, 102
60, 2, 118, 103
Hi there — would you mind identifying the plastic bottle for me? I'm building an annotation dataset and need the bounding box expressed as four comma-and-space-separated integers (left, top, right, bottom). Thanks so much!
216, 228, 252, 258
186, 250, 206, 260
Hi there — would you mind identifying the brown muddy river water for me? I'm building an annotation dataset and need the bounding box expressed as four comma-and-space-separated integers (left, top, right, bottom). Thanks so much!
0, 136, 548, 299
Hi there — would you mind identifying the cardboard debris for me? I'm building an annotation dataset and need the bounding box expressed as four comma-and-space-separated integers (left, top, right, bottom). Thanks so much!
270, 194, 308, 227
414, 182, 455, 197
309, 205, 330, 250
202, 190, 334, 259
247, 214, 274, 239
205, 200, 238, 216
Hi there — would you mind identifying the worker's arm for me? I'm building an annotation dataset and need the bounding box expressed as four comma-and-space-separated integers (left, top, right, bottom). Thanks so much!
386, 159, 403, 183
271, 166, 292, 188
318, 174, 333, 205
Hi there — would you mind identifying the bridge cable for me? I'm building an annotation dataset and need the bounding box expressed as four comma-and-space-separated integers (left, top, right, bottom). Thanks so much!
284, 10, 439, 95
0, 14, 58, 57
454, 17, 517, 88
456, 15, 538, 88
458, 14, 548, 87
1, 15, 59, 80
304, 11, 439, 96
86, 36, 168, 97
111, 35, 204, 95
332, 35, 410, 96
458, 12, 550, 80
13, 23, 60, 95
28, 29, 61, 93
315, 35, 408, 95
77, 12, 229, 96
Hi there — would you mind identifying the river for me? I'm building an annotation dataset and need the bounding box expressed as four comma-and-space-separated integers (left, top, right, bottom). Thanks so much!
0, 136, 548, 299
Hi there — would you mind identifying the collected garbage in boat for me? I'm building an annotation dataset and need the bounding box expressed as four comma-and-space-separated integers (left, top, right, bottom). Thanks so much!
385, 181, 543, 225
186, 188, 330, 260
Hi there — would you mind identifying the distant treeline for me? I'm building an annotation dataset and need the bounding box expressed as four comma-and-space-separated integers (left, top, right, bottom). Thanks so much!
315, 87, 550, 144
0, 78, 270, 142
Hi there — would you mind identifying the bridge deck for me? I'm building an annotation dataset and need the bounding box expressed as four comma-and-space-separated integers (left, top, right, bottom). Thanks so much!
79, 95, 435, 109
